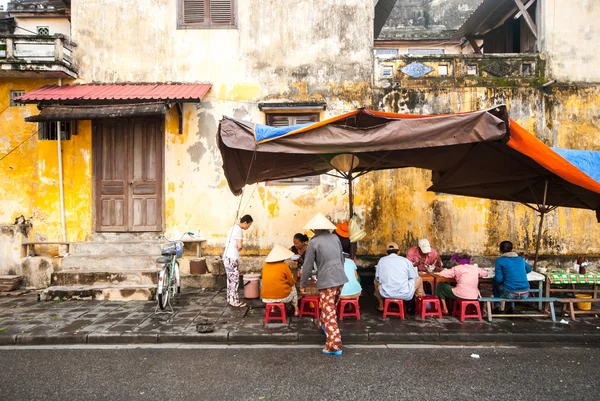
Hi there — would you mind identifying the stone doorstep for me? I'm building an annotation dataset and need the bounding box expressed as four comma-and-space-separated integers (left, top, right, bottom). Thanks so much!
61, 255, 159, 270
69, 241, 161, 256
52, 270, 158, 286
38, 285, 156, 302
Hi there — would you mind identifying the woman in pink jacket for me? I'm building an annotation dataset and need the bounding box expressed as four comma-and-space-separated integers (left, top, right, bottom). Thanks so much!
434, 263, 488, 315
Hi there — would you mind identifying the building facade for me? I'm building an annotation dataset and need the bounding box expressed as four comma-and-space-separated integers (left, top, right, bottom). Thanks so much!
1, 0, 599, 292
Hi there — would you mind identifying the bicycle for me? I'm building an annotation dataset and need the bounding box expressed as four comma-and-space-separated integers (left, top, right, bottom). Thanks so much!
155, 232, 194, 313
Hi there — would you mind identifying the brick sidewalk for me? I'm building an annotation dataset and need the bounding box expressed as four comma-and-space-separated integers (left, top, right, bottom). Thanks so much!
1, 289, 599, 345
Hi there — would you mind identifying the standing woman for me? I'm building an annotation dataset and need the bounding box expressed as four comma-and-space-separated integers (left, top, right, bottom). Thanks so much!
222, 214, 253, 308
299, 213, 348, 356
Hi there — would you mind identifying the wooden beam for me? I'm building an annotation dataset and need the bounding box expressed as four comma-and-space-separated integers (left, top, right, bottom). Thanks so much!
513, 0, 538, 38
472, 0, 507, 34
176, 103, 184, 135
467, 37, 482, 54
514, 0, 535, 19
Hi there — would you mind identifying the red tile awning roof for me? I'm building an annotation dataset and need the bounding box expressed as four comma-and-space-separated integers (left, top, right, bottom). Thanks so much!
16, 83, 212, 104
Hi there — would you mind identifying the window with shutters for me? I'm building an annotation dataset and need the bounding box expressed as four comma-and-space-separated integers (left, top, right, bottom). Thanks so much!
178, 0, 236, 29
265, 112, 321, 187
38, 121, 77, 140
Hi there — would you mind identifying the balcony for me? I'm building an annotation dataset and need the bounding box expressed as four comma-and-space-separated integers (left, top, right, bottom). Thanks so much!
375, 54, 545, 88
0, 34, 77, 78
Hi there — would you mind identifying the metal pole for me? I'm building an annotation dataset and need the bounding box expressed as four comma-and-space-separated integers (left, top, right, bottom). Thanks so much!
533, 179, 548, 269
56, 78, 66, 242
348, 176, 354, 219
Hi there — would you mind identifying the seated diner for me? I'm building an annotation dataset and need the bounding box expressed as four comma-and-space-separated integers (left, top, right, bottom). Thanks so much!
261, 244, 299, 317
406, 238, 443, 272
374, 241, 425, 311
493, 240, 532, 313
433, 257, 488, 315
340, 252, 362, 299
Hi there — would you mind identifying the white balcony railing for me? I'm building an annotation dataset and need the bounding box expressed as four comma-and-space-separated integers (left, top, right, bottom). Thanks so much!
0, 34, 77, 75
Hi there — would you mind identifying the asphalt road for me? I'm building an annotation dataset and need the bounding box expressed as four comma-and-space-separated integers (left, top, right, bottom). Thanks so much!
1, 345, 598, 401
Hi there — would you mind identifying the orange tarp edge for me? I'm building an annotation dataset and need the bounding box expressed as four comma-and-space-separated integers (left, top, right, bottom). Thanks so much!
255, 110, 359, 144
256, 109, 480, 144
507, 120, 600, 195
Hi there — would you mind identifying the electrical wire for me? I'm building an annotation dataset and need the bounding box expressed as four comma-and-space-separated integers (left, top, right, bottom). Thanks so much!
0, 127, 39, 163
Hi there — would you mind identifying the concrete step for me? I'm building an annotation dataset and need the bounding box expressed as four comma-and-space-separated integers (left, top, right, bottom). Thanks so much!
181, 274, 226, 289
91, 232, 161, 242
61, 255, 160, 271
39, 284, 156, 301
52, 270, 158, 286
69, 241, 161, 256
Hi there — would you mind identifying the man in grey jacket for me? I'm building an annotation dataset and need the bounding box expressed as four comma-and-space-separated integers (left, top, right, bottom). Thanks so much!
299, 213, 348, 356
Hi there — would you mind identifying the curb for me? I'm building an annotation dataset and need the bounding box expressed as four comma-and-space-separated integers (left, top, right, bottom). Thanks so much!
2, 332, 600, 346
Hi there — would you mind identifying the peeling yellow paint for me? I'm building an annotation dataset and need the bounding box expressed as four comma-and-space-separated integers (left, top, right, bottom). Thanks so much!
227, 84, 261, 101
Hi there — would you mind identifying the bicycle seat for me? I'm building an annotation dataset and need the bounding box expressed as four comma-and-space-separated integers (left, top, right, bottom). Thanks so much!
161, 250, 176, 256
156, 255, 172, 264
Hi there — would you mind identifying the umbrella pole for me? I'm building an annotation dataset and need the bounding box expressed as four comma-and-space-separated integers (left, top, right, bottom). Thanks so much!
348, 176, 354, 219
533, 210, 545, 270
533, 180, 549, 269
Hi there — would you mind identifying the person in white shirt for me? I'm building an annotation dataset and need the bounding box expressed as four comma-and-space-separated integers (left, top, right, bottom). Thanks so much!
374, 242, 425, 311
223, 214, 253, 307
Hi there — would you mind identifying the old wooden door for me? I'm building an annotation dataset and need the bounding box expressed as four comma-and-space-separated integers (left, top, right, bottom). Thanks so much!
93, 118, 163, 232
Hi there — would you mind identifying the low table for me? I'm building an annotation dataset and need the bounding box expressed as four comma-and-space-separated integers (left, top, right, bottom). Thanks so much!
543, 271, 600, 319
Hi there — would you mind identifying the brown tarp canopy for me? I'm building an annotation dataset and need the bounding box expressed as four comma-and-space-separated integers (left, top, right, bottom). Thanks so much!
218, 107, 508, 194
217, 106, 600, 221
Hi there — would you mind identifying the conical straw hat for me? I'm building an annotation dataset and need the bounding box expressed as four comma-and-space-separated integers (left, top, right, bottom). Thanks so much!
265, 244, 295, 263
303, 212, 336, 231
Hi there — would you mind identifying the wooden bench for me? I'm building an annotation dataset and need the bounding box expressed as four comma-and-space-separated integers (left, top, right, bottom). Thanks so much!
22, 241, 71, 257
558, 298, 600, 320
478, 297, 559, 322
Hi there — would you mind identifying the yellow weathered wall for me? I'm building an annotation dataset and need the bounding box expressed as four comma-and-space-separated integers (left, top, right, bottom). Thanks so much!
70, 0, 374, 254
0, 78, 90, 242
370, 80, 600, 257
7, 0, 597, 261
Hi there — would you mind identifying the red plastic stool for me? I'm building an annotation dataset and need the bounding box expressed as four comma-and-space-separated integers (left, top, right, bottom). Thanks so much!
338, 299, 360, 320
264, 303, 287, 324
299, 296, 320, 319
452, 299, 483, 322
383, 298, 405, 319
415, 295, 443, 320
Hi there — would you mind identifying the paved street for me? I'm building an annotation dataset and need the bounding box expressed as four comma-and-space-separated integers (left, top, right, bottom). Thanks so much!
0, 345, 598, 401
2, 290, 600, 346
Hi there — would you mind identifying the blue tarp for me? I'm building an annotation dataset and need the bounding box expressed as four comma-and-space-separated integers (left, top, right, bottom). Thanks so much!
552, 148, 600, 184
254, 122, 313, 143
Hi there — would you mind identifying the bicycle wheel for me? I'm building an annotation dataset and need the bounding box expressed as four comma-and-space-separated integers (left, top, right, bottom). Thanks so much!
157, 265, 170, 310
174, 260, 181, 295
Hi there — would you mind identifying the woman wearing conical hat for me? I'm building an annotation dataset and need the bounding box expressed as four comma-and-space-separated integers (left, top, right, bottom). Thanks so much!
299, 213, 348, 356
261, 244, 299, 316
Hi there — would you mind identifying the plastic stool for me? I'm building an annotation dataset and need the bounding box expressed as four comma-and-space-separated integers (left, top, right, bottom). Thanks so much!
299, 296, 319, 319
383, 298, 405, 319
338, 299, 360, 320
452, 299, 483, 322
415, 295, 443, 320
264, 303, 287, 324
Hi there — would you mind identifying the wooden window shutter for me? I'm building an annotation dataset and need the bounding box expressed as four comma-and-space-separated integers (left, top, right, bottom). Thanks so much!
268, 115, 293, 127
293, 114, 319, 125
210, 0, 234, 25
183, 0, 206, 24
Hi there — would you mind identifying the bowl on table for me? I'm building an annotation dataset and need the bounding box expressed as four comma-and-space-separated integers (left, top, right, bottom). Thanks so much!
425, 265, 436, 273
537, 267, 547, 274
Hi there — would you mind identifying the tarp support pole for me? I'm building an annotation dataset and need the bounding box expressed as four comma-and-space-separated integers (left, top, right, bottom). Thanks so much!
533, 179, 548, 269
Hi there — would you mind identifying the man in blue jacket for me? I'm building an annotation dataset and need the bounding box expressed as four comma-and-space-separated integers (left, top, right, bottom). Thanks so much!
493, 240, 532, 313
